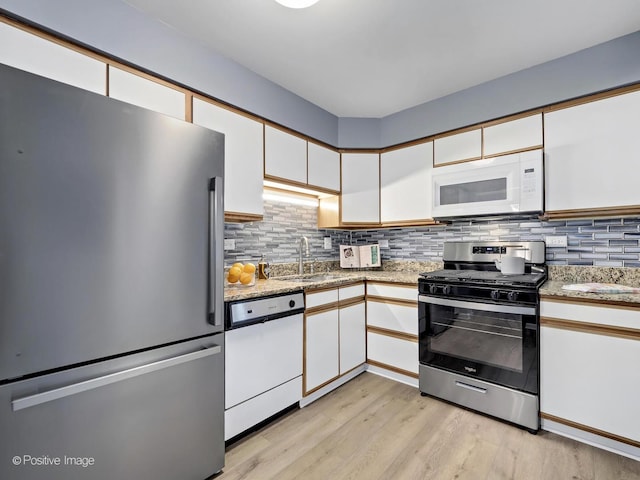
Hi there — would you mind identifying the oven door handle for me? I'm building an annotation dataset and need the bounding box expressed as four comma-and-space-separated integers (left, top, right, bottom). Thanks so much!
418, 295, 536, 316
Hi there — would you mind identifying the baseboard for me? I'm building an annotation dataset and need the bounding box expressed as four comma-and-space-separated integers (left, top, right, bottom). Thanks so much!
365, 364, 419, 388
299, 365, 367, 407
541, 417, 640, 461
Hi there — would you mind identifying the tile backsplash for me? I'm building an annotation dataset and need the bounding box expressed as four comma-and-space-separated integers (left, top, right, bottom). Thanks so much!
224, 199, 640, 268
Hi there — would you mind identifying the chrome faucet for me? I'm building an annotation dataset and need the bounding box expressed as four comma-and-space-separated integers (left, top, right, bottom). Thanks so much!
299, 236, 310, 274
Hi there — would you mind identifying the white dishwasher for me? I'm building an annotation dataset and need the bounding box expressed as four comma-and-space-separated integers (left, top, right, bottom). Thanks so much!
224, 291, 304, 441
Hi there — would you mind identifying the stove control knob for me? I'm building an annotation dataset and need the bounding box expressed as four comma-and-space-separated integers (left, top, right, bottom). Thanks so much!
442, 285, 452, 295
490, 290, 501, 300
429, 284, 438, 294
507, 291, 519, 302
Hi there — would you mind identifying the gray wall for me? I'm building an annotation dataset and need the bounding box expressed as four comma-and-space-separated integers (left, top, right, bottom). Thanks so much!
2, 0, 640, 150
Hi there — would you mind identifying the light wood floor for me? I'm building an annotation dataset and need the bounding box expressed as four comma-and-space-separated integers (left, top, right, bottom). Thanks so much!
218, 372, 640, 480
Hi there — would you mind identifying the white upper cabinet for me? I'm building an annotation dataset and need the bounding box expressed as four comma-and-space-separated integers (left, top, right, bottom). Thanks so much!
341, 153, 380, 224
108, 67, 185, 120
0, 22, 106, 94
433, 128, 482, 166
483, 113, 543, 157
264, 125, 307, 184
192, 98, 264, 218
307, 142, 340, 192
380, 142, 433, 223
544, 91, 640, 213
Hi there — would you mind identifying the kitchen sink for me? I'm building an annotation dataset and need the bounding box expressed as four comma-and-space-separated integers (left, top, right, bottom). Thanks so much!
272, 274, 345, 282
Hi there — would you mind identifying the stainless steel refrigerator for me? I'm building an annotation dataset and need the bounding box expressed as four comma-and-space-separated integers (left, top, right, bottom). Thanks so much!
0, 63, 225, 479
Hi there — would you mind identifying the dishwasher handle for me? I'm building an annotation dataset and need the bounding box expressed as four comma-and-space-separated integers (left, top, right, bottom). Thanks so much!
12, 345, 222, 412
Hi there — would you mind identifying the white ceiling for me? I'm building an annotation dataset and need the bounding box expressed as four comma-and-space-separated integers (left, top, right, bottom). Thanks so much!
123, 0, 640, 118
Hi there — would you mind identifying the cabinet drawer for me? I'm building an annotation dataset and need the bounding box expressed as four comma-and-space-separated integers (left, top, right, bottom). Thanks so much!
306, 288, 339, 309
367, 332, 418, 375
367, 283, 417, 302
541, 299, 640, 330
339, 283, 365, 302
366, 300, 418, 335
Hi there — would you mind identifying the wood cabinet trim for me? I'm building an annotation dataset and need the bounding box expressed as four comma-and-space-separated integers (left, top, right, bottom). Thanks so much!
5, 14, 640, 156
541, 205, 640, 221
305, 302, 339, 316
367, 325, 418, 342
366, 296, 418, 308
339, 297, 365, 309
224, 212, 264, 223
541, 295, 640, 311
366, 280, 419, 288
541, 412, 640, 449
263, 174, 340, 196
432, 155, 483, 168
482, 144, 544, 159
541, 316, 640, 341
366, 360, 419, 379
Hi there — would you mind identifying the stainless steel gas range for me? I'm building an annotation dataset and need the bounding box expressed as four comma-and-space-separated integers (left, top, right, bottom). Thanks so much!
418, 241, 547, 432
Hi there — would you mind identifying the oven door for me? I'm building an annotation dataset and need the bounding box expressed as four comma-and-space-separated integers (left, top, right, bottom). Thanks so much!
418, 295, 538, 394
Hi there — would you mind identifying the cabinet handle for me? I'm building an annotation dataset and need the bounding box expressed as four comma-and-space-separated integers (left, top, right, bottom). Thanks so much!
455, 380, 487, 394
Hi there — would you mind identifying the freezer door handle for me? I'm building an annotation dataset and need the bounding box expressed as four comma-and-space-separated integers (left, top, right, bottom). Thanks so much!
11, 344, 222, 412
208, 176, 224, 327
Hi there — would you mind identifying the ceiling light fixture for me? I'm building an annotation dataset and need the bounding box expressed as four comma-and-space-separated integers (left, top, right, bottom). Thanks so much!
275, 0, 320, 8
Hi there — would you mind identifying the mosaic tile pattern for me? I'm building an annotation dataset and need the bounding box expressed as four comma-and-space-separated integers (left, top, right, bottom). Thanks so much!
224, 199, 640, 268
223, 200, 350, 267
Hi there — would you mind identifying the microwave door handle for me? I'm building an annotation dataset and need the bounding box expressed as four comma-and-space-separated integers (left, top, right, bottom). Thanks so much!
419, 295, 536, 316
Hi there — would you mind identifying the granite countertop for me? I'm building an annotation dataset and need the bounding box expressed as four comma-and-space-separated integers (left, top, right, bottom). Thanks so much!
540, 280, 640, 306
224, 270, 422, 302
541, 266, 640, 306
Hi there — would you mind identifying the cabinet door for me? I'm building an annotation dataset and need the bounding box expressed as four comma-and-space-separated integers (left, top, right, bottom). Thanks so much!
341, 153, 380, 224
366, 299, 418, 335
483, 114, 543, 157
544, 91, 640, 212
380, 142, 433, 223
108, 67, 185, 120
339, 302, 366, 374
192, 98, 264, 217
540, 325, 640, 444
0, 22, 106, 94
264, 125, 307, 184
367, 332, 418, 375
308, 142, 340, 191
304, 309, 339, 392
433, 128, 482, 166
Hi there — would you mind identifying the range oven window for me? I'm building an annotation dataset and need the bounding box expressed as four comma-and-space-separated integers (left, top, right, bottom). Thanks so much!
419, 295, 538, 394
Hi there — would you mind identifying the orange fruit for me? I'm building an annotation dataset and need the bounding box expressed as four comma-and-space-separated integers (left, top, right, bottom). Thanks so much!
227, 271, 240, 283
243, 263, 256, 274
239, 272, 254, 285
231, 262, 243, 270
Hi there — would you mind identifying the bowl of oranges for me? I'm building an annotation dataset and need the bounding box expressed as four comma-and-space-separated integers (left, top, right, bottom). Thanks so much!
225, 262, 256, 287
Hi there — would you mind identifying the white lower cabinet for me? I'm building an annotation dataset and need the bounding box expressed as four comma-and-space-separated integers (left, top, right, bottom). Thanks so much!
339, 302, 366, 374
304, 283, 366, 395
540, 298, 640, 457
305, 308, 340, 392
366, 282, 419, 378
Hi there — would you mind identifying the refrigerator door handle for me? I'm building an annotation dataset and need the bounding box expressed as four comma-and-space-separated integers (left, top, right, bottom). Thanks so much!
208, 176, 224, 327
11, 344, 222, 412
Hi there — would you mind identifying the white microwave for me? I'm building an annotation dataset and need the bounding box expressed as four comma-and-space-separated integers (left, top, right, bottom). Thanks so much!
431, 149, 543, 219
